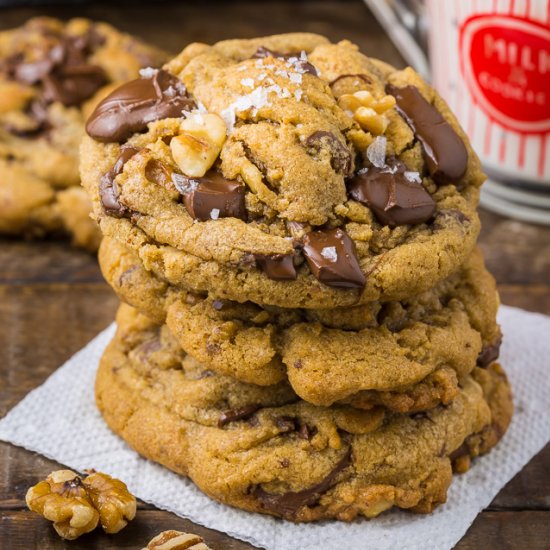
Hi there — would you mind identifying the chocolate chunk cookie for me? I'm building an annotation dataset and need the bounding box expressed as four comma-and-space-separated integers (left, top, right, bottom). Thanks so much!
0, 17, 166, 248
96, 304, 512, 522
99, 237, 501, 412
82, 32, 484, 304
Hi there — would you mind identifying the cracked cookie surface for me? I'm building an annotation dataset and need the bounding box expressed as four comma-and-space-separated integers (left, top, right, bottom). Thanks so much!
96, 304, 512, 522
0, 16, 166, 247
100, 237, 501, 412
82, 32, 484, 305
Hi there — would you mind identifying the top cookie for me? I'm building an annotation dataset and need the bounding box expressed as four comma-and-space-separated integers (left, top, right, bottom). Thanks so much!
82, 33, 485, 307
0, 17, 166, 246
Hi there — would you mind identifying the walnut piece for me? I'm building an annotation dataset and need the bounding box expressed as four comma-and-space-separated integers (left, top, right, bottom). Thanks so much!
339, 90, 396, 135
25, 470, 99, 540
26, 469, 136, 540
143, 530, 211, 550
82, 470, 137, 534
170, 113, 227, 177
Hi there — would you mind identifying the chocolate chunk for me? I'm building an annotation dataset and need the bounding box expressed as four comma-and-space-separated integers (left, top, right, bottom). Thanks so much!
306, 131, 352, 175
14, 55, 56, 85
218, 404, 260, 427
252, 449, 352, 520
297, 422, 317, 441
477, 334, 502, 368
386, 84, 468, 184
275, 416, 297, 433
348, 160, 436, 227
181, 170, 247, 221
12, 37, 107, 106
274, 416, 316, 440
251, 46, 318, 76
449, 442, 470, 462
99, 146, 140, 217
144, 158, 173, 190
303, 228, 365, 289
329, 73, 373, 87
85, 69, 195, 143
254, 254, 297, 281
42, 63, 107, 106
6, 99, 50, 138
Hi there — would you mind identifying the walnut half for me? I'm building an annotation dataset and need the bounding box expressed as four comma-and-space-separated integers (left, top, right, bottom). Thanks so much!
143, 530, 212, 550
26, 469, 136, 540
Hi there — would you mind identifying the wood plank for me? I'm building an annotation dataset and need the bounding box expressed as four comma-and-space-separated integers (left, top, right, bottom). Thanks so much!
0, 239, 103, 284
479, 209, 550, 286
0, 510, 259, 549
0, 1, 406, 68
498, 284, 550, 315
456, 511, 550, 549
0, 284, 118, 416
2, 509, 550, 550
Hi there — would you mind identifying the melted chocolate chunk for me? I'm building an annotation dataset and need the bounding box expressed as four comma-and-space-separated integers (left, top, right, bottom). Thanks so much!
252, 449, 352, 519
251, 46, 318, 76
6, 99, 50, 138
302, 228, 365, 289
329, 73, 373, 87
42, 63, 106, 106
386, 85, 468, 184
86, 69, 195, 143
306, 131, 352, 175
12, 36, 107, 106
274, 416, 317, 440
254, 253, 297, 281
477, 334, 502, 368
144, 158, 173, 190
348, 160, 436, 227
181, 170, 247, 221
218, 404, 260, 427
99, 146, 140, 217
449, 442, 470, 462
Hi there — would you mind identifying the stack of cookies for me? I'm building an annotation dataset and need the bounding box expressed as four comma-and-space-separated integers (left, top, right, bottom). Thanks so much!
81, 33, 513, 521
0, 17, 166, 249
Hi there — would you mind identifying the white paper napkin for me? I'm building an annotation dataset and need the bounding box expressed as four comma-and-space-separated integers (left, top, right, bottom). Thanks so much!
1, 305, 550, 550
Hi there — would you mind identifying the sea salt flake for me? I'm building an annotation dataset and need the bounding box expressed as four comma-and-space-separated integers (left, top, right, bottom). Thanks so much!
196, 101, 208, 114
171, 173, 198, 195
163, 85, 177, 98
241, 78, 255, 88
367, 136, 387, 168
294, 90, 303, 102
210, 208, 220, 220
139, 67, 157, 78
289, 72, 302, 84
185, 112, 205, 125
237, 65, 248, 72
257, 73, 267, 81
404, 171, 422, 183
321, 246, 338, 263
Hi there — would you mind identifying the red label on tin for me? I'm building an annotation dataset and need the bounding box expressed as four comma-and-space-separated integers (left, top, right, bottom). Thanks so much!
460, 14, 550, 134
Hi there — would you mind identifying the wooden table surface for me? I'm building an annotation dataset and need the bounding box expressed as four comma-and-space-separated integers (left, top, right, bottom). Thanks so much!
1, 1, 549, 548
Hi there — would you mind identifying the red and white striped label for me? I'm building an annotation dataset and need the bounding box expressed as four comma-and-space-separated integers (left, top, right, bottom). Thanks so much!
426, 0, 550, 184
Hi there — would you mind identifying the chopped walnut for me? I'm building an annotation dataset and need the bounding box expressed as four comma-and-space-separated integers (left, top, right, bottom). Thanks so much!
26, 469, 136, 540
25, 470, 99, 540
339, 90, 396, 135
143, 530, 211, 550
